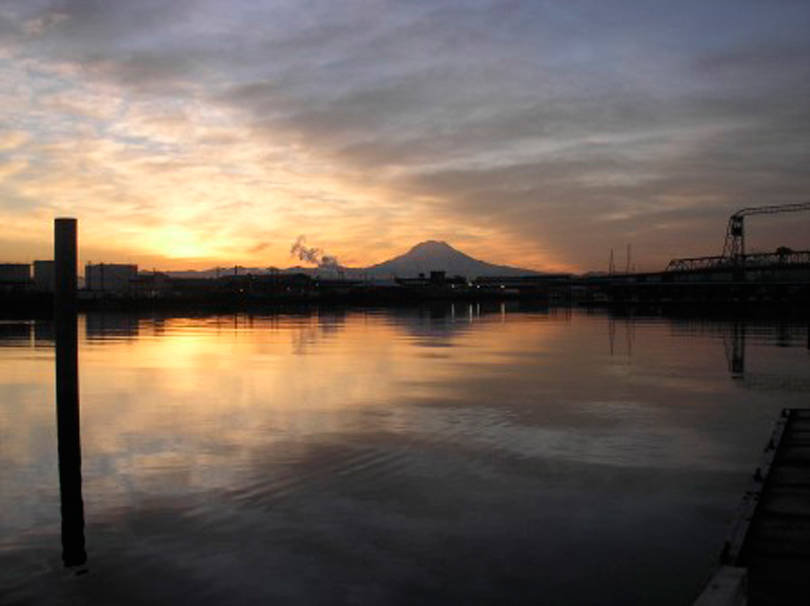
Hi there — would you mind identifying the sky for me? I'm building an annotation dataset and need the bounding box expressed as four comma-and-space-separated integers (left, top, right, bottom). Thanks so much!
0, 0, 809, 272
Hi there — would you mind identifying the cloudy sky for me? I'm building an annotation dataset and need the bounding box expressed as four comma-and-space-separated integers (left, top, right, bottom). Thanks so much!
1, 0, 809, 272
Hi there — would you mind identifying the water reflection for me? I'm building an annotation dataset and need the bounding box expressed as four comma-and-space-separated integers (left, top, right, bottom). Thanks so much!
1, 306, 810, 605
34, 320, 54, 346
54, 239, 87, 571
85, 313, 140, 341
725, 322, 746, 378
719, 320, 810, 392
607, 315, 636, 358
55, 308, 86, 568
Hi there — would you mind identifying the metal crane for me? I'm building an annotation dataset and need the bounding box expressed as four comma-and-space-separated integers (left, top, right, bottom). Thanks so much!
665, 201, 810, 272
722, 202, 810, 261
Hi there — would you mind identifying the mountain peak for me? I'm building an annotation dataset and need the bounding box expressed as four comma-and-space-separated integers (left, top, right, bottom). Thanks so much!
407, 240, 455, 254
411, 240, 450, 248
365, 240, 537, 278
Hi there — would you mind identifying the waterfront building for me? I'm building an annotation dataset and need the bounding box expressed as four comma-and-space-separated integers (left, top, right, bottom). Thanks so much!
33, 260, 55, 292
85, 263, 138, 293
0, 263, 32, 293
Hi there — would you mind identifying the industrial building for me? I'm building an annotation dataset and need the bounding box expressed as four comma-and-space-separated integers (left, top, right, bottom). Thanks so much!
33, 260, 54, 292
0, 263, 31, 282
0, 264, 32, 292
85, 263, 138, 293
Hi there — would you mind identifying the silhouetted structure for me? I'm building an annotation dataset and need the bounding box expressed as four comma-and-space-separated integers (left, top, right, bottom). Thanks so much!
0, 263, 31, 281
129, 271, 171, 298
54, 218, 86, 568
668, 203, 810, 273
33, 260, 55, 292
721, 203, 810, 260
696, 409, 810, 604
0, 263, 32, 292
85, 262, 137, 293
474, 274, 573, 300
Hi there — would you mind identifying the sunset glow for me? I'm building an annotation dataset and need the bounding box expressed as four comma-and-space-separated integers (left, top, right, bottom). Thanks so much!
1, 2, 809, 272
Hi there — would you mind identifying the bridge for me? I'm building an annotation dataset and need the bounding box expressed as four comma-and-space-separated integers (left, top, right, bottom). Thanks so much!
667, 202, 810, 273
580, 203, 810, 306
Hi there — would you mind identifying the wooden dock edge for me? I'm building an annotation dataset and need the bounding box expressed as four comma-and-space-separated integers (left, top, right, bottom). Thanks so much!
693, 566, 747, 606
691, 408, 793, 606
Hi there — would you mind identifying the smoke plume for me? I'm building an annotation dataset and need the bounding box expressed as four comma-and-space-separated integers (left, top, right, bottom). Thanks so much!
290, 235, 340, 270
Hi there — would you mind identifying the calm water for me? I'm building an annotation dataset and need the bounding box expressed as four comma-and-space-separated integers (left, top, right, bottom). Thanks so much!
1, 304, 809, 605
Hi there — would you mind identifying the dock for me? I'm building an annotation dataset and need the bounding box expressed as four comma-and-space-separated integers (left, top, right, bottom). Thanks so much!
695, 408, 810, 605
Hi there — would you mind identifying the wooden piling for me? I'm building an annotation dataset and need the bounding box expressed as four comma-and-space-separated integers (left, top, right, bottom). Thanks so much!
54, 217, 86, 567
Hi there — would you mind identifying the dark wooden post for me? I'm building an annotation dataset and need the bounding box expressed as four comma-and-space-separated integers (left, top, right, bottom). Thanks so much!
54, 218, 86, 567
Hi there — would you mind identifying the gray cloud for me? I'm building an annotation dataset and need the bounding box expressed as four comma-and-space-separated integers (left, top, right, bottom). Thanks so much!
5, 0, 810, 269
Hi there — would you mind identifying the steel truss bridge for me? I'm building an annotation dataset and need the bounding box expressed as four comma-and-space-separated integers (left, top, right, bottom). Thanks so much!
666, 202, 810, 272
666, 249, 810, 272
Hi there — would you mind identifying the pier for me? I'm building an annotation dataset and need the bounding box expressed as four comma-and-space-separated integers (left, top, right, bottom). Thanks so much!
695, 408, 810, 605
